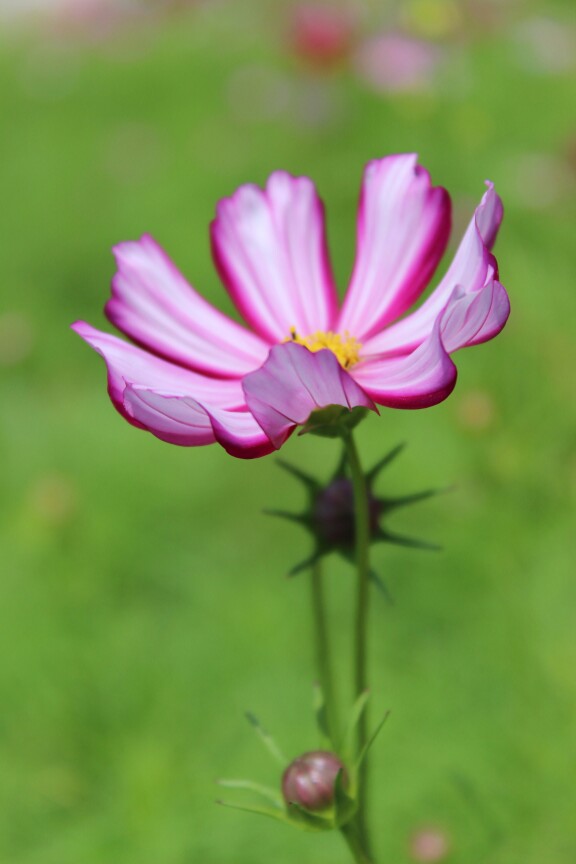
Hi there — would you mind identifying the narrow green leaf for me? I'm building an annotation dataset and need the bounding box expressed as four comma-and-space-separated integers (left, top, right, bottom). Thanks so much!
313, 682, 332, 749
341, 690, 370, 758
245, 712, 287, 765
217, 779, 283, 808
217, 799, 291, 825
355, 710, 390, 770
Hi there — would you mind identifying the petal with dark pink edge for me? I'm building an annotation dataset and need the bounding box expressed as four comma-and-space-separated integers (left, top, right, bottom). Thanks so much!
440, 280, 510, 353
351, 323, 457, 408
211, 172, 339, 343
123, 388, 275, 458
72, 322, 245, 429
364, 181, 504, 356
242, 342, 376, 448
106, 234, 268, 377
337, 154, 451, 341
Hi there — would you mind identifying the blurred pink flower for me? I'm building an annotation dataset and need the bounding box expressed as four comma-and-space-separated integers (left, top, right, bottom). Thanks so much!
288, 4, 357, 70
49, 0, 145, 42
74, 154, 509, 458
409, 825, 451, 861
355, 32, 442, 93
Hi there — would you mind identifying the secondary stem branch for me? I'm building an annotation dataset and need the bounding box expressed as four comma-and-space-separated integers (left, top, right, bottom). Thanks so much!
310, 560, 340, 745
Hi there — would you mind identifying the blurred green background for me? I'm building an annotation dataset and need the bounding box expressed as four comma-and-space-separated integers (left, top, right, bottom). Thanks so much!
1, 1, 575, 862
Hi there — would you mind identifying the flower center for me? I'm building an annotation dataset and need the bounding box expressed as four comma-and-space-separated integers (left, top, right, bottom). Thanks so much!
287, 328, 362, 369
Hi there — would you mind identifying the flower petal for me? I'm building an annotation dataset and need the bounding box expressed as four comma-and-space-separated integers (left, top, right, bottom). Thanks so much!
73, 321, 273, 457
123, 387, 216, 443
242, 342, 376, 448
337, 154, 451, 340
351, 322, 457, 408
440, 279, 510, 353
363, 181, 504, 356
72, 321, 245, 424
106, 234, 269, 377
211, 171, 339, 343
123, 388, 276, 458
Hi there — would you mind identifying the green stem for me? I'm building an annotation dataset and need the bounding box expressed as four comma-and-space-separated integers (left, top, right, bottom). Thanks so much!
344, 431, 373, 859
340, 822, 375, 864
310, 560, 340, 745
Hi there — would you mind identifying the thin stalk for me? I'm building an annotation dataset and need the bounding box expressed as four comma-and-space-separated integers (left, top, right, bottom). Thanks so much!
340, 822, 374, 864
310, 560, 340, 745
344, 431, 373, 859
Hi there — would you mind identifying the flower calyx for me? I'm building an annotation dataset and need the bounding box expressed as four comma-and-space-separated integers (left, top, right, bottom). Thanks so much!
267, 442, 444, 583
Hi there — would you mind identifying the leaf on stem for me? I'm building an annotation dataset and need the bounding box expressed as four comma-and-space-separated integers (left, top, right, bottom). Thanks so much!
245, 711, 287, 765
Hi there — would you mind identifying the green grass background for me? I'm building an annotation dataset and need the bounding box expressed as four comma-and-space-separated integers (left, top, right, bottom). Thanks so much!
1, 2, 575, 862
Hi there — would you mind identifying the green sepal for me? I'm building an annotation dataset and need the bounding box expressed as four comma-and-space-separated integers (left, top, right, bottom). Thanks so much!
287, 551, 322, 577
285, 800, 336, 831
333, 768, 358, 827
263, 508, 311, 527
375, 528, 442, 552
275, 459, 322, 493
378, 487, 444, 512
267, 441, 444, 579
369, 568, 394, 604
299, 406, 369, 439
365, 442, 406, 482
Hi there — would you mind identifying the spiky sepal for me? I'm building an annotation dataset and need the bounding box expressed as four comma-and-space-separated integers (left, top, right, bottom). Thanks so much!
267, 443, 445, 580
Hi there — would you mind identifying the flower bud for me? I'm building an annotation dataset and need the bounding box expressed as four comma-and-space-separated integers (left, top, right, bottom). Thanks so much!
313, 477, 379, 547
282, 750, 347, 812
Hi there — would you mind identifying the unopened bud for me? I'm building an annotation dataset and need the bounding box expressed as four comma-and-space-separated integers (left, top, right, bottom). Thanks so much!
282, 750, 347, 812
313, 477, 379, 547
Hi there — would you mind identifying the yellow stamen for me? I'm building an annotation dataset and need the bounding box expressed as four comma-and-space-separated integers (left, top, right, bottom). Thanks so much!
287, 328, 362, 369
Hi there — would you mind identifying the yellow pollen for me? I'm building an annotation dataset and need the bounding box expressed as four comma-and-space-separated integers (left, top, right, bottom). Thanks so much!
287, 328, 362, 369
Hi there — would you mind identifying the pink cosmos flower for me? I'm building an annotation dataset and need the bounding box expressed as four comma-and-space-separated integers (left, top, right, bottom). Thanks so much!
73, 154, 509, 459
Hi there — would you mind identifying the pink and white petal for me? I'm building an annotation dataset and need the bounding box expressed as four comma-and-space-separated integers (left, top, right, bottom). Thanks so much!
440, 280, 510, 353
364, 181, 504, 356
72, 321, 245, 429
123, 388, 276, 458
207, 403, 281, 458
123, 387, 216, 443
351, 323, 457, 408
242, 342, 376, 448
211, 171, 339, 343
106, 234, 269, 377
337, 154, 451, 340
475, 181, 503, 251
